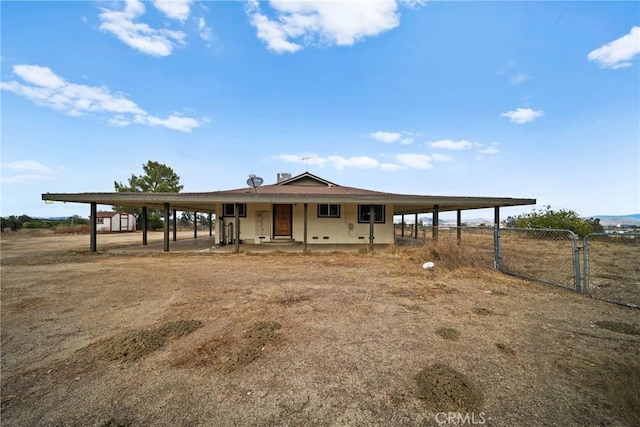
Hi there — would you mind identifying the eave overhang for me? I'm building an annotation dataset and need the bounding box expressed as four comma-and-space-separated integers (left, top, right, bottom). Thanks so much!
42, 192, 536, 215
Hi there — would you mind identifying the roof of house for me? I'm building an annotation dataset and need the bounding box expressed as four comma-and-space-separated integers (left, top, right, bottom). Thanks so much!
43, 172, 536, 215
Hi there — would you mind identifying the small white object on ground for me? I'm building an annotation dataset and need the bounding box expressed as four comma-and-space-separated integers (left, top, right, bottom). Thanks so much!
422, 262, 435, 269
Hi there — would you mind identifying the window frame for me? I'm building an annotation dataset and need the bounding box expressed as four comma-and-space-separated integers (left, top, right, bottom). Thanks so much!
357, 205, 386, 224
222, 203, 247, 217
317, 203, 341, 218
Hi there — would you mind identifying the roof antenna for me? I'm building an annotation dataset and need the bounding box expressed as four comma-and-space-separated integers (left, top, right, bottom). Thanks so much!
300, 156, 314, 171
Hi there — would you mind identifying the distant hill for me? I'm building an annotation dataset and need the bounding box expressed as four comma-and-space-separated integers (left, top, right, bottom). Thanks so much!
593, 214, 640, 226
417, 214, 640, 227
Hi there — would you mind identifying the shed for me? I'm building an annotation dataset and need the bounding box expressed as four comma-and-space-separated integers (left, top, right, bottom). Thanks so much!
95, 211, 137, 232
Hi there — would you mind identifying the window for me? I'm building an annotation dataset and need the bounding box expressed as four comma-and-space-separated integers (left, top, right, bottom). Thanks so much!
96, 218, 104, 224
358, 205, 385, 223
317, 204, 340, 218
222, 203, 247, 217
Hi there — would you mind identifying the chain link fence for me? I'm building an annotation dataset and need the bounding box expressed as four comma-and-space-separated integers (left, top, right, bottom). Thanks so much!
497, 228, 580, 290
583, 233, 640, 307
394, 225, 639, 306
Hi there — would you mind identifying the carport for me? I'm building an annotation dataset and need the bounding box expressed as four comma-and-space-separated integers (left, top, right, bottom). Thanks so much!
42, 173, 535, 253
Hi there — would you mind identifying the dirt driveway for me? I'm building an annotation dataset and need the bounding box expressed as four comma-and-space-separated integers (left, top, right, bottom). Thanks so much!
1, 231, 639, 426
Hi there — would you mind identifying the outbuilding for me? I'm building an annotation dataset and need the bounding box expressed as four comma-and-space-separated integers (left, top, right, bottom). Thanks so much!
94, 211, 137, 233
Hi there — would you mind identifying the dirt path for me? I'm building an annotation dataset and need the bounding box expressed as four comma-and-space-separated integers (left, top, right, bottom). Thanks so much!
1, 232, 639, 426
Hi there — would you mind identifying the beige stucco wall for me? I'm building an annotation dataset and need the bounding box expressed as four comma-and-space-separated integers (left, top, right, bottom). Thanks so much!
217, 202, 394, 245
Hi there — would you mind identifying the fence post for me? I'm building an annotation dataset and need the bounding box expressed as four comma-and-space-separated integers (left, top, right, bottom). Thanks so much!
493, 224, 501, 269
571, 231, 581, 292
582, 235, 590, 296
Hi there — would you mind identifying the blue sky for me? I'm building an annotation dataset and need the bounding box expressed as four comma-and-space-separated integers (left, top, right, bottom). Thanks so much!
1, 0, 639, 220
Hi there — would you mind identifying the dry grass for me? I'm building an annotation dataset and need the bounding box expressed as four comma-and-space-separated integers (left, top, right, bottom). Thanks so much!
54, 224, 91, 234
394, 239, 489, 271
97, 320, 203, 362
606, 357, 640, 425
415, 363, 484, 412
2, 232, 639, 426
172, 321, 283, 372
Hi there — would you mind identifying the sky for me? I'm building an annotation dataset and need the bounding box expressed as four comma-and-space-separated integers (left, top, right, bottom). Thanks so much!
1, 0, 639, 221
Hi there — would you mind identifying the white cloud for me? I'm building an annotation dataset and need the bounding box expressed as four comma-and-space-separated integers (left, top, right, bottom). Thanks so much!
428, 139, 477, 150
273, 152, 452, 171
380, 163, 404, 171
477, 142, 501, 155
246, 0, 407, 53
370, 131, 402, 143
152, 0, 193, 22
327, 155, 380, 170
99, 0, 186, 57
432, 153, 453, 162
2, 160, 55, 174
398, 0, 427, 9
1, 64, 203, 133
13, 64, 65, 88
501, 108, 544, 124
588, 27, 640, 69
1, 160, 58, 184
509, 72, 529, 85
134, 113, 202, 133
395, 153, 432, 169
370, 130, 415, 144
198, 17, 213, 41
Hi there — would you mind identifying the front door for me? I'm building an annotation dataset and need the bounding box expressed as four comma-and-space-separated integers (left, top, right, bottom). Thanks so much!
273, 204, 292, 238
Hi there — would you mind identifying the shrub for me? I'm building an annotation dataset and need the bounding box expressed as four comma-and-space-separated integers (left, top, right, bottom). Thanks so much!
504, 205, 593, 237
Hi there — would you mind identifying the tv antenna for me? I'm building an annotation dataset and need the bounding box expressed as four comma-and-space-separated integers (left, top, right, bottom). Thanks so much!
300, 156, 314, 171
247, 174, 263, 196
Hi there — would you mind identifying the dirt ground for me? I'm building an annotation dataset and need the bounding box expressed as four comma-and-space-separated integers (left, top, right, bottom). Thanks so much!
1, 231, 639, 426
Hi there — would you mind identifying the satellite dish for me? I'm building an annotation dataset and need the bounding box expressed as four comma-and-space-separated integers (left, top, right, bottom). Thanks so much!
247, 176, 264, 188
247, 175, 263, 196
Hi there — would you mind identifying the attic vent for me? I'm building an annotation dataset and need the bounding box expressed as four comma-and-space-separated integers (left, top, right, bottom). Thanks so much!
277, 173, 291, 183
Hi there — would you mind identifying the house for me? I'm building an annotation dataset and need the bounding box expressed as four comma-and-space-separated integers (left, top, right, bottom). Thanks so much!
214, 173, 396, 245
42, 172, 536, 252
94, 211, 137, 232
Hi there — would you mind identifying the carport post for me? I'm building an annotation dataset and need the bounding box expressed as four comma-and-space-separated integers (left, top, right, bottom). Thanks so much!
414, 213, 418, 238
234, 203, 240, 253
494, 206, 501, 269
432, 205, 439, 241
456, 209, 462, 245
209, 213, 213, 237
90, 202, 97, 252
172, 210, 177, 242
401, 214, 405, 237
369, 205, 375, 252
163, 203, 170, 252
303, 203, 308, 252
194, 211, 198, 239
142, 206, 148, 246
